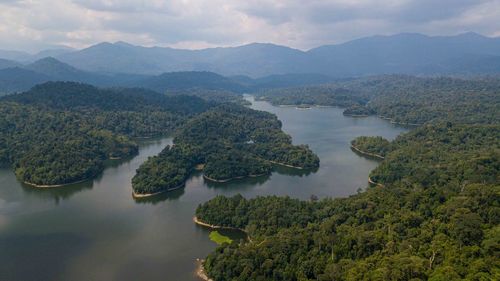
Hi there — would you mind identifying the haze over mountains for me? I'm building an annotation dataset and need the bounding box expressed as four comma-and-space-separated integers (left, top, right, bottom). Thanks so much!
1, 32, 500, 94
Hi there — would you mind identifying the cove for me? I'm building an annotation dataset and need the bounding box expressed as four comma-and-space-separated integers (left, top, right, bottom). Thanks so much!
0, 96, 406, 281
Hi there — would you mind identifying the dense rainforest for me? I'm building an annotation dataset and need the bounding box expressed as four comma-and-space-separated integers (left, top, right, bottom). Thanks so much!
196, 123, 499, 281
256, 75, 500, 125
132, 103, 319, 195
0, 82, 210, 186
196, 76, 500, 281
256, 86, 369, 108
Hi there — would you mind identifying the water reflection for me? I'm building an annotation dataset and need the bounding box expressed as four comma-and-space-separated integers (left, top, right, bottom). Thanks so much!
203, 173, 270, 189
273, 164, 319, 177
20, 181, 94, 205
0, 233, 91, 281
133, 187, 185, 205
350, 147, 385, 161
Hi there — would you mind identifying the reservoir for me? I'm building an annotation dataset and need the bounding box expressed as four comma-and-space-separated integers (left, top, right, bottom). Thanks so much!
0, 96, 407, 281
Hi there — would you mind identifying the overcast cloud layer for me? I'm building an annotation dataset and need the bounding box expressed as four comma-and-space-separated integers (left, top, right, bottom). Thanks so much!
1, 0, 499, 52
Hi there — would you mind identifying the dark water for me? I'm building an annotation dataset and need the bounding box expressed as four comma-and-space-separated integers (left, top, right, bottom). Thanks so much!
0, 96, 406, 281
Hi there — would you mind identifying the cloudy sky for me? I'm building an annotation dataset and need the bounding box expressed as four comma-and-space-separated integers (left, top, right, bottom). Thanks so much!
1, 0, 499, 52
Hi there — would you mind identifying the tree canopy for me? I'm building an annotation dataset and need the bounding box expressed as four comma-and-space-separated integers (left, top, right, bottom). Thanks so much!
0, 81, 210, 186
196, 75, 500, 281
132, 103, 319, 195
196, 123, 499, 281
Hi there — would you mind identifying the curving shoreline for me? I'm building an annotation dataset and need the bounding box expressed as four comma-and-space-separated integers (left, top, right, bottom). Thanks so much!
343, 113, 369, 117
368, 176, 384, 187
23, 154, 138, 189
350, 145, 385, 160
378, 116, 421, 126
132, 183, 184, 198
195, 259, 213, 281
193, 216, 247, 232
268, 160, 305, 169
203, 172, 268, 183
23, 178, 91, 188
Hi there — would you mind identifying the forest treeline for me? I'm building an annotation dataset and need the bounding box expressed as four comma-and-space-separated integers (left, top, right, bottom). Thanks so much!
256, 75, 500, 125
132, 103, 319, 195
196, 75, 500, 281
0, 82, 211, 186
196, 123, 500, 281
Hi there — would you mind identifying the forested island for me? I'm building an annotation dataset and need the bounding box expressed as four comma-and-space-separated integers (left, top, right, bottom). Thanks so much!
0, 74, 497, 280
256, 75, 500, 125
132, 104, 319, 196
0, 82, 211, 186
195, 76, 500, 281
196, 122, 499, 281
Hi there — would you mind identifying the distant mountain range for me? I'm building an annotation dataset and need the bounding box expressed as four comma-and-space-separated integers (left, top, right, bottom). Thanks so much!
0, 48, 74, 62
0, 56, 334, 94
1, 32, 500, 94
2, 32, 499, 77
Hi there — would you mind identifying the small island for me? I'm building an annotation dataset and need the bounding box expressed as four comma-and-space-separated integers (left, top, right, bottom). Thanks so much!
132, 104, 320, 197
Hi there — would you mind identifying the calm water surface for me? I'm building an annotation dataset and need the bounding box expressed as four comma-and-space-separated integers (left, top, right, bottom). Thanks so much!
0, 96, 407, 281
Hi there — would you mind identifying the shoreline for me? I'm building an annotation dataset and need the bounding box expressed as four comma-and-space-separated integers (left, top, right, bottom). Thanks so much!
132, 183, 184, 198
343, 113, 369, 117
368, 176, 384, 187
193, 216, 246, 232
23, 178, 91, 188
255, 97, 421, 127
378, 116, 421, 126
203, 172, 267, 183
275, 104, 336, 109
195, 259, 213, 281
350, 145, 385, 160
268, 160, 305, 169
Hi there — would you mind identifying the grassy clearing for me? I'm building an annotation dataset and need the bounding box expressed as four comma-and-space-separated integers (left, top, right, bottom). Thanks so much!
209, 231, 233, 245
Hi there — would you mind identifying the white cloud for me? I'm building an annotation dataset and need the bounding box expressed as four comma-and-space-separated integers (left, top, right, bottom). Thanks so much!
0, 0, 498, 52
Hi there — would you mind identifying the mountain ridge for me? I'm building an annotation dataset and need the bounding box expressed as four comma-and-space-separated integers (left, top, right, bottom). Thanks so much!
1, 32, 500, 83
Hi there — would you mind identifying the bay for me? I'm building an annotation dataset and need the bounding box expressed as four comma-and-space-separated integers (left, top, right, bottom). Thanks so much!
0, 96, 406, 281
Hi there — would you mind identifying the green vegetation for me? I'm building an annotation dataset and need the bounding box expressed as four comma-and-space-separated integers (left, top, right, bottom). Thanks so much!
256, 86, 368, 107
132, 144, 198, 194
166, 89, 249, 105
369, 123, 499, 187
196, 123, 499, 281
195, 75, 500, 281
351, 136, 391, 159
256, 75, 500, 125
209, 231, 233, 245
343, 104, 374, 116
132, 103, 319, 195
0, 82, 210, 186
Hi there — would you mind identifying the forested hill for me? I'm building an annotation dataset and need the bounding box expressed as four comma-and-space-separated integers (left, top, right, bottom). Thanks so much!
0, 82, 211, 186
256, 75, 500, 125
0, 56, 337, 95
133, 71, 247, 93
196, 76, 500, 280
196, 124, 500, 281
132, 103, 319, 196
2, 81, 210, 114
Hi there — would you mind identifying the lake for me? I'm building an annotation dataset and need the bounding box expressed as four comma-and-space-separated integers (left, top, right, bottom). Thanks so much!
0, 96, 407, 281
